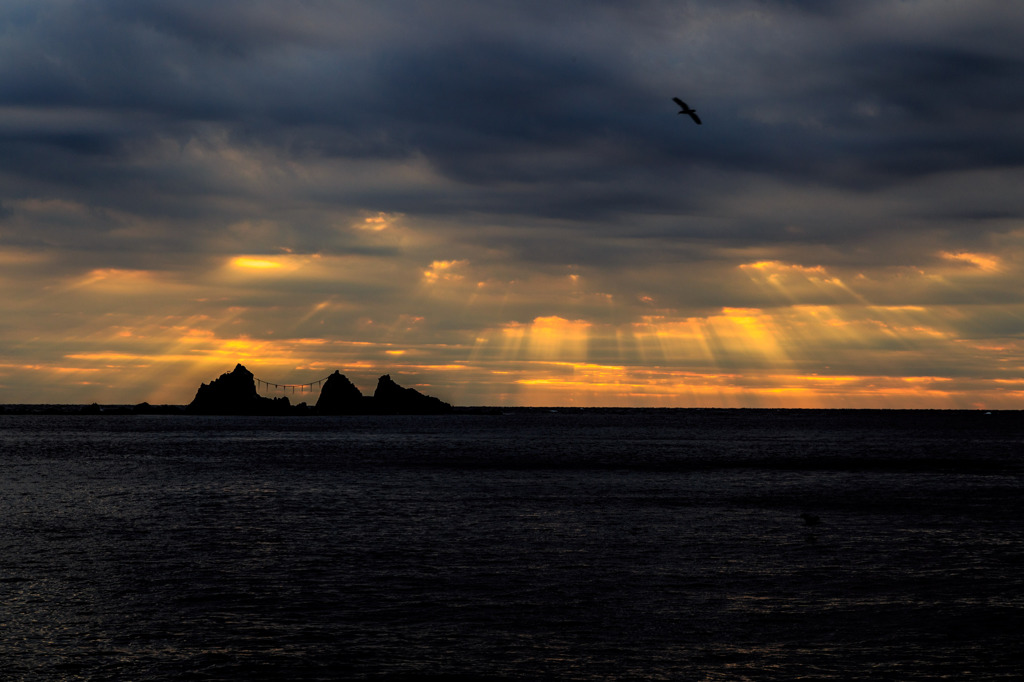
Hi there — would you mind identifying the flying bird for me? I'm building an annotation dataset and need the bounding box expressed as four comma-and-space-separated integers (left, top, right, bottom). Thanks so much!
673, 97, 702, 125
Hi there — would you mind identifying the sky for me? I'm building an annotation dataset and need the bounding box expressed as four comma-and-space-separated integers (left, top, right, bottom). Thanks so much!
2, 0, 1024, 408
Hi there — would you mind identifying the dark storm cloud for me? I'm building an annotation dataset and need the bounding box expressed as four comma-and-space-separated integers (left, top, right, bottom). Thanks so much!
2, 0, 1024, 265
829, 45, 1024, 176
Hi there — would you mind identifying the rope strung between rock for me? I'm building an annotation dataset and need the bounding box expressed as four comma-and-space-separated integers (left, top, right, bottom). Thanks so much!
254, 374, 334, 395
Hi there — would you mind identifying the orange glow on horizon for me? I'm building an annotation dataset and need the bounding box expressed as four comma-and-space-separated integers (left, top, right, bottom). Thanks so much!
500, 363, 975, 409
3, 247, 1023, 408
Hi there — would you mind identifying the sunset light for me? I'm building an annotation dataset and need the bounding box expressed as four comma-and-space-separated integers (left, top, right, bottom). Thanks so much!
6, 6, 1023, 680
1, 1, 1022, 409
230, 257, 285, 270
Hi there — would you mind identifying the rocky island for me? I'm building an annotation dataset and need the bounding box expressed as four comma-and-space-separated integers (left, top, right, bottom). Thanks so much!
187, 364, 453, 415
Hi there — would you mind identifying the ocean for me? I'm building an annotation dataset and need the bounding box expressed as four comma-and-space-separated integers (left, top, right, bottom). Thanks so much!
1, 409, 1022, 680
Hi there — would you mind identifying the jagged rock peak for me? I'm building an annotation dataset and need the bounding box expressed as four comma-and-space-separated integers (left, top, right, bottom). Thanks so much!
316, 370, 365, 415
373, 374, 452, 414
187, 363, 290, 415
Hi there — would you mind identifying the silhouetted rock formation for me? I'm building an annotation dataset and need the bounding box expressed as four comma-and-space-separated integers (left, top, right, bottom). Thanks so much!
316, 370, 365, 415
187, 363, 291, 415
186, 365, 453, 416
372, 374, 453, 414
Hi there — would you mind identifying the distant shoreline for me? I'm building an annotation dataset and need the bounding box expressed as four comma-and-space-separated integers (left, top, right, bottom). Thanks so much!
0, 404, 1018, 415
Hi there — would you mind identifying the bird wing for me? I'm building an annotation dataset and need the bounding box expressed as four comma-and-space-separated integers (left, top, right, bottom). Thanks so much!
689, 112, 702, 125
672, 97, 686, 108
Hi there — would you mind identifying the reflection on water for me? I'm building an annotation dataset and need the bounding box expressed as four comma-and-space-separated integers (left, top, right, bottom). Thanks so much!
1, 410, 1022, 679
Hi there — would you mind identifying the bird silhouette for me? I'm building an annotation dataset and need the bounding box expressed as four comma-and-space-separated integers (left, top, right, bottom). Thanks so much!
673, 97, 702, 125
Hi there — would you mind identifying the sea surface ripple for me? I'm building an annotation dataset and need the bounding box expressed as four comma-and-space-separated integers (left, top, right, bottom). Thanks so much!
2, 409, 1022, 680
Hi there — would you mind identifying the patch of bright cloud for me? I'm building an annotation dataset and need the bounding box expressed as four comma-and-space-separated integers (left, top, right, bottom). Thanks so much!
230, 256, 284, 270
68, 268, 165, 292
423, 259, 468, 283
356, 211, 403, 232
939, 251, 1002, 272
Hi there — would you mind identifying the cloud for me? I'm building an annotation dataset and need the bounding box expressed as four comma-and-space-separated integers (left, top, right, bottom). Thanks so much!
2, 1, 1024, 406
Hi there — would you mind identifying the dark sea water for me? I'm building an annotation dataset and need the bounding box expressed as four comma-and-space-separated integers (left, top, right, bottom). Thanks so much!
2, 409, 1023, 680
